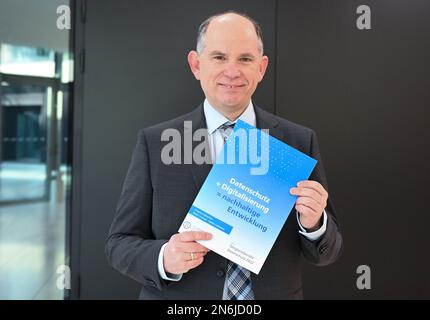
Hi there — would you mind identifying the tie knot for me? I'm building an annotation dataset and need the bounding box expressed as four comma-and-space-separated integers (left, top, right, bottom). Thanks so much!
218, 122, 235, 143
218, 122, 235, 131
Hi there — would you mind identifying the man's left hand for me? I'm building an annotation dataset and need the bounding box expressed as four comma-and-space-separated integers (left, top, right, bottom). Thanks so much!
290, 180, 328, 232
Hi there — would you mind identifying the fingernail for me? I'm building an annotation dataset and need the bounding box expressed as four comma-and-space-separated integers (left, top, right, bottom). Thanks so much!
297, 181, 303, 187
290, 188, 296, 194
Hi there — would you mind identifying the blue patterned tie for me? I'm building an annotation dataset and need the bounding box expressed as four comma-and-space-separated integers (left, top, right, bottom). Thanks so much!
218, 121, 255, 300
225, 262, 255, 300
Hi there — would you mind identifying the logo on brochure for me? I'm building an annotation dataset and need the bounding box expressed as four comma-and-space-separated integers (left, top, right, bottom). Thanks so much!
182, 221, 191, 229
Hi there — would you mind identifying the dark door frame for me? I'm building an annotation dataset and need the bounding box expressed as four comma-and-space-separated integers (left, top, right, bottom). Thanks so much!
69, 0, 83, 300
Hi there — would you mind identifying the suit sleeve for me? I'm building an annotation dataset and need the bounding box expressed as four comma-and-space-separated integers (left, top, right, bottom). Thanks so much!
105, 129, 169, 290
299, 129, 343, 266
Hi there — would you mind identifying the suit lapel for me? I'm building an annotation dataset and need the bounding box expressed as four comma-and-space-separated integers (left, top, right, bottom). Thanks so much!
254, 104, 284, 142
185, 105, 213, 191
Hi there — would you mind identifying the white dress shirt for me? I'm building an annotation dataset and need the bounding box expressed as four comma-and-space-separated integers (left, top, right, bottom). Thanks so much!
158, 99, 328, 282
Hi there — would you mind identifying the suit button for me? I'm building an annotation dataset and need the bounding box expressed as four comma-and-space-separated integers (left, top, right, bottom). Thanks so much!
216, 269, 225, 277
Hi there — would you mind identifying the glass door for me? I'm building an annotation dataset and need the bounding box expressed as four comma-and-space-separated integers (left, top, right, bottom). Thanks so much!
0, 10, 73, 298
0, 81, 52, 203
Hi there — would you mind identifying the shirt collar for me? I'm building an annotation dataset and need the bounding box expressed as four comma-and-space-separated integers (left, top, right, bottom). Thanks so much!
203, 99, 256, 134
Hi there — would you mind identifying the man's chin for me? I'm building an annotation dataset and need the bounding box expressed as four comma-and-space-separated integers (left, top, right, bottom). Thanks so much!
219, 99, 248, 110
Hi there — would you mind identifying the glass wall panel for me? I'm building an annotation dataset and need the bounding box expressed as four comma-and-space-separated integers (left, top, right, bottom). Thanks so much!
0, 0, 72, 300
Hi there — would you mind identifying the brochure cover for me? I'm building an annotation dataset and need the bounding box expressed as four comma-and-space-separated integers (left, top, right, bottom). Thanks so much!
178, 120, 317, 274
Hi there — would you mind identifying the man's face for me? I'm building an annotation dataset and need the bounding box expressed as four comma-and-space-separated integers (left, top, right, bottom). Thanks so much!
188, 14, 269, 112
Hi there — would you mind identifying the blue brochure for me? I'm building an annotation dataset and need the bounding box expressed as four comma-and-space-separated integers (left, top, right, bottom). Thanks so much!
179, 120, 317, 274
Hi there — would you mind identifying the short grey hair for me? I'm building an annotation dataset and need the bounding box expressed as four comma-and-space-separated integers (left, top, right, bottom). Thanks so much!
196, 11, 264, 55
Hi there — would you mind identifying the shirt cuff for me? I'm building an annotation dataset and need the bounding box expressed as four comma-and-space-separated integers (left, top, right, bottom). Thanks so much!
158, 243, 183, 281
296, 210, 328, 241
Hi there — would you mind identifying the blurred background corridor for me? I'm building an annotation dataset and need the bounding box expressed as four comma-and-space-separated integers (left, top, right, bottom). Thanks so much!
0, 0, 73, 299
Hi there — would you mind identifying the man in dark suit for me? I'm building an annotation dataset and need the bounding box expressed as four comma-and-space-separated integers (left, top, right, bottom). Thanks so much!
106, 11, 342, 300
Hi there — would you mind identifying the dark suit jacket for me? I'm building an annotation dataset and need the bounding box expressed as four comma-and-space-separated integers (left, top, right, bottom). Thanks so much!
105, 103, 342, 300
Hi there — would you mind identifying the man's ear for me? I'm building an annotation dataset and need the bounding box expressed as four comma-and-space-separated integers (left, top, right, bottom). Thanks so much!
257, 55, 269, 82
187, 51, 200, 80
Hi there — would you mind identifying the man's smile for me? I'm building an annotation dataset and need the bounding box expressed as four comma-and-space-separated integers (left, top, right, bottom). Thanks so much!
218, 83, 246, 89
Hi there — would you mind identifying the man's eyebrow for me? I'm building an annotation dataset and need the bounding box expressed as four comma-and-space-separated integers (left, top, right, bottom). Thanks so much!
208, 51, 257, 59
209, 51, 227, 56
239, 53, 256, 59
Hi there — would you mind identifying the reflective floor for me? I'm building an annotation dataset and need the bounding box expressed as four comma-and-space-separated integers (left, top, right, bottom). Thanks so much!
0, 197, 65, 299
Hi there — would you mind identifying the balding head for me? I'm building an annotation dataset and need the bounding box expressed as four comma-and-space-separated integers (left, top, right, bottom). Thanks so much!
196, 11, 264, 55
187, 11, 269, 119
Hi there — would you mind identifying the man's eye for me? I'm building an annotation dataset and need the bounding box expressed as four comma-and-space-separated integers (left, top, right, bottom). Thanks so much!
214, 56, 226, 61
240, 57, 253, 63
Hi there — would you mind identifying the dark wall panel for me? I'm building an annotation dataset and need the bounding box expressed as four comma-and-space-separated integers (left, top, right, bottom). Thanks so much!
76, 0, 276, 299
74, 0, 430, 299
276, 0, 430, 299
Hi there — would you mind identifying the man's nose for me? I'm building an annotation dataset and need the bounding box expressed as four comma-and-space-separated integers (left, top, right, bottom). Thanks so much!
223, 62, 241, 78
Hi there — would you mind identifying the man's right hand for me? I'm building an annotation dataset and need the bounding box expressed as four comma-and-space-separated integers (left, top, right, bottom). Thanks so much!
163, 231, 212, 275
